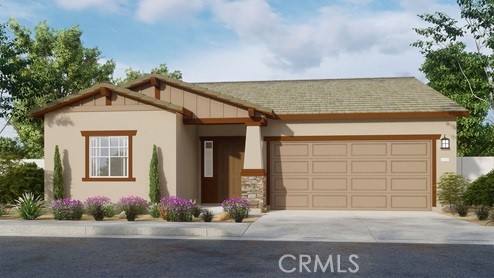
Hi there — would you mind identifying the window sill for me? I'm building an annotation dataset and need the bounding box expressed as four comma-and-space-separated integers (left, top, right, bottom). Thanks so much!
82, 177, 136, 182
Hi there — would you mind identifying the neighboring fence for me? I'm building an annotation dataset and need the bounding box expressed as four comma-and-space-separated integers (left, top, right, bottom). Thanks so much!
457, 157, 494, 181
21, 159, 45, 169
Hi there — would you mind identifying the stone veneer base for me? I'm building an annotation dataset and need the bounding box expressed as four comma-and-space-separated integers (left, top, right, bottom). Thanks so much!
241, 176, 267, 209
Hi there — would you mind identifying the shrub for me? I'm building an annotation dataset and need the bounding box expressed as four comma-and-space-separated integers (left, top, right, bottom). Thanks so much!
454, 203, 469, 217
149, 203, 161, 218
222, 197, 251, 223
85, 196, 115, 221
53, 145, 64, 200
149, 145, 161, 203
437, 172, 469, 212
117, 196, 149, 221
0, 160, 44, 204
474, 206, 490, 221
52, 198, 84, 220
191, 199, 201, 218
15, 193, 44, 220
464, 170, 494, 207
201, 209, 214, 222
0, 204, 5, 216
160, 196, 193, 222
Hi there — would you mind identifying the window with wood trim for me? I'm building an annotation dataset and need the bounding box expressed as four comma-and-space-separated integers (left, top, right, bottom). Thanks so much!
81, 130, 137, 182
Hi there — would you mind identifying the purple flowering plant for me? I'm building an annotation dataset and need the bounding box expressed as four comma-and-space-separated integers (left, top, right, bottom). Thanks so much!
160, 196, 193, 222
84, 196, 115, 221
117, 196, 149, 221
52, 198, 84, 220
222, 197, 251, 222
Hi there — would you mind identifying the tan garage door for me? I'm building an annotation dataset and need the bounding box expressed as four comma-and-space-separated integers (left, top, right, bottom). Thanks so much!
270, 140, 432, 210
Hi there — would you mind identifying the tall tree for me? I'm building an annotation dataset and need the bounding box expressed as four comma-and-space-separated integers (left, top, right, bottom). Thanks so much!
149, 145, 161, 203
413, 0, 494, 156
0, 19, 116, 158
114, 63, 182, 86
52, 145, 64, 200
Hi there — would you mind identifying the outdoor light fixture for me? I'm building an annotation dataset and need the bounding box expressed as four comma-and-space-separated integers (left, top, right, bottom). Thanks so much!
440, 135, 450, 150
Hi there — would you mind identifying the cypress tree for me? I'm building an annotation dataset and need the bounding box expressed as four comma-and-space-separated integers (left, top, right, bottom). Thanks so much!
149, 145, 160, 203
52, 145, 64, 200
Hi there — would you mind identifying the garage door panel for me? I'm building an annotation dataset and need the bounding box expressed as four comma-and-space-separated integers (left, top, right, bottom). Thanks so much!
270, 140, 432, 211
273, 178, 309, 190
313, 195, 347, 208
312, 144, 347, 156
274, 143, 308, 157
313, 161, 347, 173
391, 178, 428, 191
351, 161, 387, 173
391, 195, 428, 209
273, 195, 309, 209
274, 161, 309, 174
351, 195, 387, 208
313, 178, 347, 191
351, 178, 387, 191
391, 160, 428, 173
391, 143, 428, 156
351, 143, 387, 156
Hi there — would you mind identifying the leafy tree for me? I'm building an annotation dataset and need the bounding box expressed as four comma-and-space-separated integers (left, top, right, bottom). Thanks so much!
0, 19, 116, 158
0, 136, 25, 159
149, 145, 161, 203
464, 169, 494, 207
114, 63, 182, 86
52, 145, 64, 200
437, 172, 469, 212
0, 161, 44, 204
413, 0, 494, 156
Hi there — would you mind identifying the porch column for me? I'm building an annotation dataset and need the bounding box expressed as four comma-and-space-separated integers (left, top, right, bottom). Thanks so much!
241, 125, 267, 210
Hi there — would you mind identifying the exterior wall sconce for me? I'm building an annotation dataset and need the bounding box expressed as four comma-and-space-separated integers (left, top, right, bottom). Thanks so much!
440, 135, 450, 150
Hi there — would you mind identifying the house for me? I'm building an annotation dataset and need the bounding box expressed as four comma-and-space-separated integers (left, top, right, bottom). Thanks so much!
32, 75, 468, 211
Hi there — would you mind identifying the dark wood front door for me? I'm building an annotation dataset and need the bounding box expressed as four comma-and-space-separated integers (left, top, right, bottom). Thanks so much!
201, 137, 245, 203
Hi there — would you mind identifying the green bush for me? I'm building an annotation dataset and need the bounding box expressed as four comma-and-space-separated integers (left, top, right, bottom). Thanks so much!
454, 203, 470, 217
0, 160, 44, 204
53, 145, 64, 200
474, 206, 490, 221
148, 203, 160, 218
464, 170, 494, 207
149, 145, 161, 203
15, 192, 44, 220
437, 172, 469, 212
0, 204, 5, 216
201, 209, 214, 222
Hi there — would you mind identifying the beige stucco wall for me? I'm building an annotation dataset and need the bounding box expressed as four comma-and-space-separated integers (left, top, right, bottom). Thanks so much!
262, 118, 458, 200
44, 108, 180, 204
175, 115, 198, 200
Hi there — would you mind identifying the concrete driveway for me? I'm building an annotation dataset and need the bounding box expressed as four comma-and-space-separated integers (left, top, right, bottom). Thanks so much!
242, 211, 494, 245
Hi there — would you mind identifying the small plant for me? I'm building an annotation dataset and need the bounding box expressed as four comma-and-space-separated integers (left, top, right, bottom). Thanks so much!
117, 196, 149, 221
222, 197, 251, 223
52, 198, 84, 220
85, 196, 115, 221
191, 199, 201, 218
454, 203, 469, 217
437, 172, 469, 213
201, 209, 214, 222
160, 196, 193, 222
474, 206, 491, 221
15, 193, 44, 220
149, 203, 161, 218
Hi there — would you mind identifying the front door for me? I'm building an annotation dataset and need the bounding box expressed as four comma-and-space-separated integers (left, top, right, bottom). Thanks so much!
201, 137, 245, 203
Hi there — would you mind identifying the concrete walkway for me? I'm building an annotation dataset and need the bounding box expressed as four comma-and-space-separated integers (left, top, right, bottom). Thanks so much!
0, 211, 493, 245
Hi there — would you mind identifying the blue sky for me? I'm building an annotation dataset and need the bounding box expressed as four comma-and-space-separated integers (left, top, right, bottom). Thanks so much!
0, 0, 459, 137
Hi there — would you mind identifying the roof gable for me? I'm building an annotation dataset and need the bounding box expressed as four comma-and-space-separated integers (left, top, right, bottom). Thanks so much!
31, 83, 189, 118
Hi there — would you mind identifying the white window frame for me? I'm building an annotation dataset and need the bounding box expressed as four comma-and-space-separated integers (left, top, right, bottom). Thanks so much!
89, 136, 129, 178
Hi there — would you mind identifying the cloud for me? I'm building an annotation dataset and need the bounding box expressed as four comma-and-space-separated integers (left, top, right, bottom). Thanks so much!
135, 0, 205, 24
0, 1, 46, 21
208, 0, 457, 73
54, 0, 129, 13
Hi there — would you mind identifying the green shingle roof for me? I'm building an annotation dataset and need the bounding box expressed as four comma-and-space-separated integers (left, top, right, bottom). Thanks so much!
195, 77, 468, 115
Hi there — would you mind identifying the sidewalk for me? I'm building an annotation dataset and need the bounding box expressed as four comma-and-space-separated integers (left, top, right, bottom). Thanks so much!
1, 211, 493, 245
